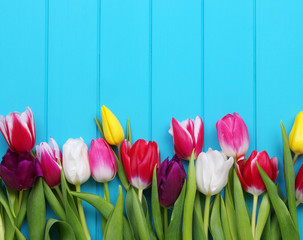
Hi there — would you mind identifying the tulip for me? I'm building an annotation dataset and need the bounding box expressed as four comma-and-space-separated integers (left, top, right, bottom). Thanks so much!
89, 138, 117, 183
289, 112, 303, 163
195, 148, 233, 239
216, 112, 249, 159
101, 105, 124, 146
157, 154, 186, 208
196, 148, 233, 196
0, 149, 43, 191
0, 106, 36, 153
62, 138, 91, 185
168, 116, 204, 160
236, 150, 278, 196
121, 139, 160, 193
295, 164, 303, 203
36, 137, 62, 188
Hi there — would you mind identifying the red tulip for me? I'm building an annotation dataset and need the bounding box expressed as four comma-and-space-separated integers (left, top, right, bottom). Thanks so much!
88, 138, 117, 183
216, 112, 249, 159
236, 150, 278, 195
295, 164, 303, 203
0, 107, 36, 153
121, 139, 160, 190
168, 116, 204, 160
36, 137, 62, 188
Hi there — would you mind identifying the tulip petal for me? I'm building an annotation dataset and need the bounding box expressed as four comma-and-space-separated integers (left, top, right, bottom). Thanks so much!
194, 116, 204, 158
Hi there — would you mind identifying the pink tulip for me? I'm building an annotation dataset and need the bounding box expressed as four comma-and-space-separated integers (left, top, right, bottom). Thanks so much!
168, 116, 204, 160
295, 164, 303, 203
216, 112, 249, 159
121, 139, 160, 190
88, 138, 117, 183
36, 137, 62, 188
236, 150, 278, 196
0, 107, 36, 153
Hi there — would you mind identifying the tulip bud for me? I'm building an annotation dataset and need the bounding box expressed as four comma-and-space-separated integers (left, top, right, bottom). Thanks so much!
36, 137, 62, 188
101, 105, 125, 146
216, 112, 249, 159
88, 138, 117, 183
196, 148, 233, 196
289, 111, 303, 154
0, 106, 36, 153
157, 155, 186, 207
0, 149, 43, 191
236, 150, 278, 196
168, 116, 204, 160
121, 139, 160, 190
295, 164, 303, 202
62, 138, 91, 185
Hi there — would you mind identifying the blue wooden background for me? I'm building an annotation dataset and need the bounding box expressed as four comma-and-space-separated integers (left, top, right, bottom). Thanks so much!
0, 0, 303, 238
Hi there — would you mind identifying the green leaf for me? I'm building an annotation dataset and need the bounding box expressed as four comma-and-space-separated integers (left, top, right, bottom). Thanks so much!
257, 162, 299, 240
4, 210, 14, 240
193, 192, 206, 240
61, 171, 86, 240
126, 119, 132, 145
254, 193, 270, 240
43, 181, 66, 221
27, 178, 46, 240
220, 195, 232, 240
142, 194, 157, 240
225, 175, 238, 240
151, 166, 164, 240
270, 214, 281, 240
262, 212, 271, 240
209, 194, 224, 240
280, 121, 298, 230
182, 153, 196, 240
103, 186, 123, 240
44, 218, 76, 240
125, 188, 140, 240
112, 150, 130, 191
166, 180, 186, 240
16, 189, 29, 229
233, 169, 253, 240
70, 191, 133, 240
95, 116, 105, 138
5, 186, 18, 218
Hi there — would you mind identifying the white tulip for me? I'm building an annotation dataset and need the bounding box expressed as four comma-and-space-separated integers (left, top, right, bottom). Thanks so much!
196, 148, 233, 196
63, 138, 91, 185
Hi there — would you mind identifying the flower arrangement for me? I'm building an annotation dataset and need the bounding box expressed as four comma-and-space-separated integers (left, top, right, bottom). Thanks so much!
0, 106, 301, 240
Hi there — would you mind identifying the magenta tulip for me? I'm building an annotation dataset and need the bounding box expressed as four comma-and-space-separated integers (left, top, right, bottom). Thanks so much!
121, 139, 160, 190
157, 155, 186, 207
236, 150, 278, 196
88, 138, 117, 183
36, 137, 62, 188
216, 112, 249, 159
0, 149, 43, 191
0, 107, 36, 153
168, 116, 204, 160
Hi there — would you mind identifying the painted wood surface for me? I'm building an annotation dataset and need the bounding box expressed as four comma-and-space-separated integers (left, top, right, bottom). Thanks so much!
0, 0, 303, 238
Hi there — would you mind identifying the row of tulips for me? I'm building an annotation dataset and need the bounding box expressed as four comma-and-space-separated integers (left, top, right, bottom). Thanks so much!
0, 106, 302, 240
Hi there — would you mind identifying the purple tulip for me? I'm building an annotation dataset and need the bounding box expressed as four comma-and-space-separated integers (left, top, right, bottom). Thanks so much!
0, 149, 43, 191
157, 155, 186, 208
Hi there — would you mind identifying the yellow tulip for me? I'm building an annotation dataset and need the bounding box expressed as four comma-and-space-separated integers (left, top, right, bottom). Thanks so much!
289, 111, 303, 154
101, 105, 125, 146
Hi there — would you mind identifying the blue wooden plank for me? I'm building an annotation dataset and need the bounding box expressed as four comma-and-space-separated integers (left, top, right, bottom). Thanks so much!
152, 0, 203, 161
0, 1, 46, 237
256, 0, 303, 234
100, 0, 151, 238
47, 0, 98, 238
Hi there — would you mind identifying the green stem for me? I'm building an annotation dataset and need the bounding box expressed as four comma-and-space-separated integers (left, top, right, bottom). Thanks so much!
251, 194, 258, 238
18, 190, 23, 211
296, 200, 301, 207
164, 207, 168, 236
104, 182, 110, 202
204, 194, 211, 240
117, 144, 122, 162
76, 184, 91, 240
30, 150, 36, 158
54, 186, 64, 206
293, 153, 300, 165
138, 188, 143, 203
